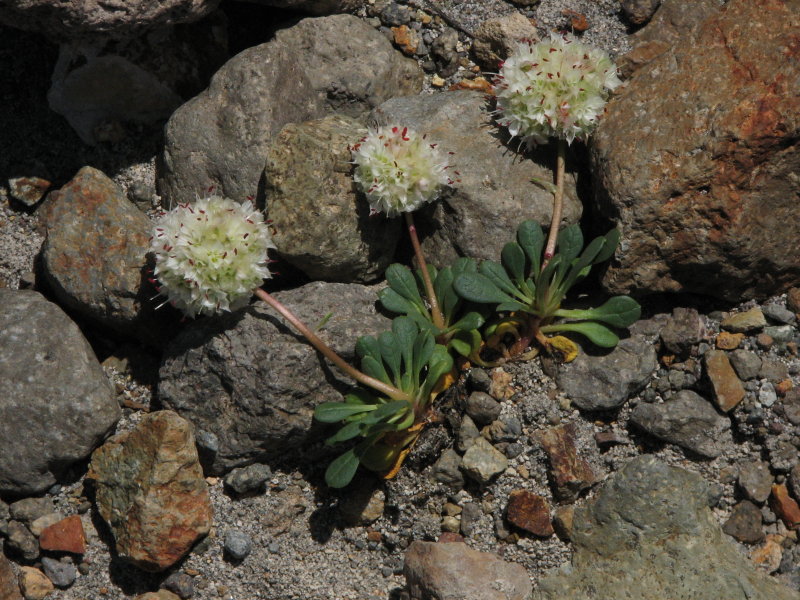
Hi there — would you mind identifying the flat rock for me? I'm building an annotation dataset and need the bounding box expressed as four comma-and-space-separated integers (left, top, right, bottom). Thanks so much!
471, 12, 539, 70
159, 14, 422, 205
722, 501, 764, 544
38, 166, 176, 347
87, 410, 212, 572
737, 460, 774, 504
630, 390, 732, 458
369, 91, 582, 267
0, 289, 119, 496
404, 541, 531, 600
39, 515, 86, 555
0, 553, 23, 600
533, 455, 799, 600
17, 568, 52, 600
721, 308, 767, 333
461, 437, 508, 485
592, 0, 800, 301
770, 484, 800, 530
265, 114, 400, 283
506, 490, 553, 537
159, 281, 390, 474
704, 350, 745, 412
554, 334, 657, 411
534, 424, 595, 501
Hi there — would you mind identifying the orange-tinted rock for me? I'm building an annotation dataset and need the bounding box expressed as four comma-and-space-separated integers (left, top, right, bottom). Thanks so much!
716, 331, 744, 350
39, 515, 86, 555
749, 534, 783, 573
0, 553, 23, 600
775, 379, 794, 397
392, 25, 418, 56
87, 410, 212, 572
506, 490, 554, 537
17, 568, 52, 600
535, 424, 595, 501
705, 350, 745, 412
448, 77, 492, 94
770, 483, 800, 529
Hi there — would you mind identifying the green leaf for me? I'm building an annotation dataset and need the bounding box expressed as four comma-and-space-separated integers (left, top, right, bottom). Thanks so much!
356, 335, 381, 363
392, 317, 418, 375
314, 402, 375, 423
360, 355, 390, 384
344, 388, 377, 405
386, 264, 424, 304
517, 221, 545, 275
451, 257, 478, 277
543, 321, 620, 348
359, 442, 400, 472
454, 273, 518, 306
556, 224, 584, 265
561, 235, 606, 293
449, 329, 482, 357
450, 311, 484, 332
378, 331, 402, 383
479, 261, 527, 301
378, 288, 420, 317
501, 242, 527, 284
449, 337, 471, 357
555, 295, 641, 328
325, 420, 364, 445
420, 346, 454, 399
361, 400, 410, 425
435, 266, 459, 324
412, 330, 436, 383
594, 228, 620, 264
325, 448, 361, 488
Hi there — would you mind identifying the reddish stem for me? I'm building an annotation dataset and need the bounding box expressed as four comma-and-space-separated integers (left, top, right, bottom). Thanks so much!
542, 138, 567, 270
404, 212, 445, 330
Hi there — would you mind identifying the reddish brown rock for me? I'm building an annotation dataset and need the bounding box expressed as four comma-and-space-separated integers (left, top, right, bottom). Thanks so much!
403, 541, 531, 600
437, 532, 464, 543
787, 287, 800, 313
770, 483, 800, 530
705, 350, 745, 412
506, 490, 554, 538
552, 505, 574, 541
716, 332, 744, 350
392, 25, 419, 56
39, 515, 86, 555
87, 410, 212, 572
535, 424, 595, 501
0, 553, 23, 600
592, 0, 800, 302
722, 501, 765, 544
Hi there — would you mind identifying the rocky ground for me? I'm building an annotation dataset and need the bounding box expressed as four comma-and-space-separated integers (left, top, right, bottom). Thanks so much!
2, 0, 800, 599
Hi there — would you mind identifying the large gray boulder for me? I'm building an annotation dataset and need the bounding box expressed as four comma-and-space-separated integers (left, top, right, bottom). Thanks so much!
592, 0, 800, 301
265, 115, 401, 283
534, 455, 798, 600
158, 281, 391, 474
369, 91, 582, 267
0, 290, 120, 496
158, 14, 423, 206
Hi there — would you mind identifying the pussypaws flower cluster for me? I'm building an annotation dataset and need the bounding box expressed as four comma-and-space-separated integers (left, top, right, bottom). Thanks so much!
351, 126, 453, 217
494, 33, 622, 146
150, 195, 274, 318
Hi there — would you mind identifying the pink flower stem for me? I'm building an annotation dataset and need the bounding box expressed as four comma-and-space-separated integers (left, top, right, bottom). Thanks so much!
254, 288, 412, 402
404, 212, 445, 330
542, 138, 567, 270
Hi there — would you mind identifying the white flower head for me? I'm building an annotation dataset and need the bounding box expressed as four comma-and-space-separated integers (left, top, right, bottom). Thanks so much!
351, 126, 453, 217
150, 195, 275, 318
494, 33, 622, 146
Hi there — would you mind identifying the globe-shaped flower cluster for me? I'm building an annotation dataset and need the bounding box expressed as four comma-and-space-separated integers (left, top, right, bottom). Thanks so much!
150, 195, 274, 318
494, 33, 622, 146
351, 126, 452, 217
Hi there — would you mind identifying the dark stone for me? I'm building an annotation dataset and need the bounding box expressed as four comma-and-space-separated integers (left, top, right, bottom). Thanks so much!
535, 424, 595, 501
464, 392, 501, 427
223, 463, 272, 496
722, 501, 764, 544
660, 307, 704, 355
223, 530, 252, 562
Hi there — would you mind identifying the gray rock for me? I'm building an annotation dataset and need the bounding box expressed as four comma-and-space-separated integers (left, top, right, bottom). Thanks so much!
159, 281, 390, 474
223, 530, 252, 562
555, 334, 657, 411
630, 390, 731, 458
38, 166, 176, 347
404, 541, 531, 600
729, 350, 762, 381
465, 392, 501, 427
484, 416, 522, 444
265, 115, 400, 283
40, 557, 77, 588
737, 460, 773, 504
430, 449, 464, 490
763, 303, 797, 325
0, 289, 119, 496
223, 463, 272, 496
369, 91, 582, 267
659, 307, 704, 355
0, 0, 220, 42
159, 14, 422, 205
758, 382, 777, 407
379, 3, 411, 26
790, 463, 800, 502
592, 0, 800, 301
7, 520, 39, 560
430, 28, 459, 77
471, 12, 538, 71
9, 498, 54, 524
456, 415, 480, 453
722, 501, 764, 544
461, 438, 507, 485
764, 325, 795, 343
467, 369, 492, 394
243, 0, 364, 14
0, 553, 22, 600
533, 455, 798, 600
162, 572, 195, 599
766, 435, 799, 473
460, 502, 482, 538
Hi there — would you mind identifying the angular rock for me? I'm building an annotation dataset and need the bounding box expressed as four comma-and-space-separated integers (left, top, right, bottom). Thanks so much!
369, 91, 582, 267
729, 349, 762, 381
9, 499, 54, 524
659, 307, 704, 355
554, 334, 657, 411
39, 515, 86, 555
159, 14, 422, 205
8, 176, 50, 207
592, 0, 800, 301
787, 287, 800, 313
430, 449, 465, 490
265, 115, 400, 282
461, 438, 508, 485
722, 501, 764, 544
159, 281, 390, 474
630, 390, 731, 458
766, 435, 800, 473
0, 289, 119, 496
704, 350, 745, 412
715, 331, 744, 350
404, 541, 531, 600
465, 392, 502, 427
0, 553, 23, 600
40, 557, 76, 589
535, 424, 595, 501
737, 460, 774, 504
17, 568, 52, 600
721, 308, 767, 334
223, 463, 271, 496
456, 414, 480, 453
87, 410, 212, 572
0, 0, 221, 42
750, 535, 783, 574
533, 455, 798, 600
6, 521, 38, 561
506, 491, 553, 537
471, 13, 538, 70
29, 513, 63, 537
38, 167, 175, 347
161, 572, 194, 600
770, 484, 800, 530
762, 303, 796, 325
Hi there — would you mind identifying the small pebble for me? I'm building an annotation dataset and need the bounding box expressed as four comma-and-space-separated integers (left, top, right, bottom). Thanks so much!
223, 530, 252, 562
